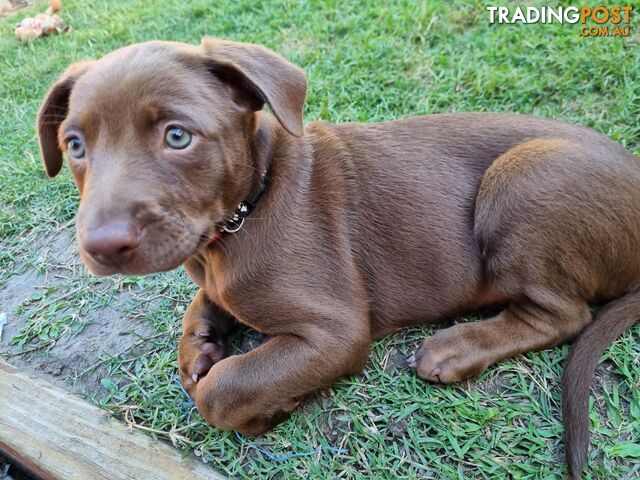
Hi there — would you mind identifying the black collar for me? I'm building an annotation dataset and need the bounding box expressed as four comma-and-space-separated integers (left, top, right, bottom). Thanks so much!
216, 168, 268, 236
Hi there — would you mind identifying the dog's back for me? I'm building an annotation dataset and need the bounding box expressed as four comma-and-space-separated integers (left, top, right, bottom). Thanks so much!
308, 113, 638, 334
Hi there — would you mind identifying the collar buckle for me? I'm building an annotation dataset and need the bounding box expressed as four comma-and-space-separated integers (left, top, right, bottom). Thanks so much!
212, 168, 267, 244
220, 201, 251, 234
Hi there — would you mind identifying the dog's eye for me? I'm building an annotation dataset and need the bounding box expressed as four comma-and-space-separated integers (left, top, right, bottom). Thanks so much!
67, 137, 85, 159
165, 126, 192, 150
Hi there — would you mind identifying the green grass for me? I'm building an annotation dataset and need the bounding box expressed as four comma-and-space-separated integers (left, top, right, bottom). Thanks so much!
1, 0, 639, 478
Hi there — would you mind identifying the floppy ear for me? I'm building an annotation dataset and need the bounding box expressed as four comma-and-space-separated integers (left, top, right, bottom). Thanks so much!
201, 37, 307, 137
37, 61, 93, 178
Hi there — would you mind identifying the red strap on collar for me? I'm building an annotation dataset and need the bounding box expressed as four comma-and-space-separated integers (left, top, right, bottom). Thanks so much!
207, 230, 223, 245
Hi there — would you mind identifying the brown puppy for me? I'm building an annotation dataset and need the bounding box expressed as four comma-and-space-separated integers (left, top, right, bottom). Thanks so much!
37, 38, 640, 478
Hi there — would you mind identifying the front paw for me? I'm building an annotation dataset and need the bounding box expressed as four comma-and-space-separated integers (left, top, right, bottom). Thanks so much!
178, 325, 226, 399
192, 355, 306, 434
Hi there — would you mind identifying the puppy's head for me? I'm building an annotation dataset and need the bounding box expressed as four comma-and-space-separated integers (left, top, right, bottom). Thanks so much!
37, 38, 306, 275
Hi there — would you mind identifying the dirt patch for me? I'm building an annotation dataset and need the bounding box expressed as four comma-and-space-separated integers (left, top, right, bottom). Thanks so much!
0, 270, 42, 340
317, 401, 352, 448
385, 418, 408, 437
0, 228, 157, 397
383, 346, 410, 373
474, 370, 514, 397
3, 294, 155, 395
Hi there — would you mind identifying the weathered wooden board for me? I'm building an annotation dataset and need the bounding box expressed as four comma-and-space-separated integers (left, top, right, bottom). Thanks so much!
0, 360, 225, 480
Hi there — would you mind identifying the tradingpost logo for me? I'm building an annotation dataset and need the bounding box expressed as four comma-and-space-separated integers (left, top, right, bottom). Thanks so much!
487, 6, 633, 37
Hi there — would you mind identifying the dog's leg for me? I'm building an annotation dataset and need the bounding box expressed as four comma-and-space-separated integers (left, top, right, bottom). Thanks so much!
413, 139, 615, 383
412, 296, 591, 383
178, 289, 238, 397
191, 323, 370, 435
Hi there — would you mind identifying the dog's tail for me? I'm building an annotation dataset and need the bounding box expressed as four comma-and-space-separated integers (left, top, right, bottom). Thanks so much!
562, 289, 640, 479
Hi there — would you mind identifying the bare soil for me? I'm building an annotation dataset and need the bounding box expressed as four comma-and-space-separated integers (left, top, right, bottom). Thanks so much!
0, 229, 156, 396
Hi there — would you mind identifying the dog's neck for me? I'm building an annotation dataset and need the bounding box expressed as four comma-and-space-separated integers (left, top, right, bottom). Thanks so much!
215, 166, 268, 237
251, 112, 276, 179
208, 112, 281, 244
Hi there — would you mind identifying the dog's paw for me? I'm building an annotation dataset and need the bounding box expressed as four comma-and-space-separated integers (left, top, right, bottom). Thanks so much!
409, 327, 489, 384
178, 326, 226, 399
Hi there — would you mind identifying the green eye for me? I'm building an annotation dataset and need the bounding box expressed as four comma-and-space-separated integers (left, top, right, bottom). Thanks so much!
67, 136, 85, 159
165, 126, 192, 149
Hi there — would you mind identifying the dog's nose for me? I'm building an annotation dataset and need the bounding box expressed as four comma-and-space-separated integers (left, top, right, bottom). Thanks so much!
82, 221, 140, 262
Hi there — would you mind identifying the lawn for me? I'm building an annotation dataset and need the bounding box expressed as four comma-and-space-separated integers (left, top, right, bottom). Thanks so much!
1, 0, 639, 478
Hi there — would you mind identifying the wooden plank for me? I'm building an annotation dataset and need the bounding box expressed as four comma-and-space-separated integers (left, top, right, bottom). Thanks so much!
0, 360, 225, 480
